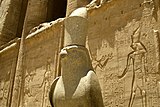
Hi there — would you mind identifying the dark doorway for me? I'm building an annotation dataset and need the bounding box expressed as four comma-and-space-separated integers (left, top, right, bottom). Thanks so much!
47, 0, 67, 22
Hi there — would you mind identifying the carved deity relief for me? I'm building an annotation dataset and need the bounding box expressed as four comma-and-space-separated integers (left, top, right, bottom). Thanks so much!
40, 58, 52, 107
118, 26, 147, 107
115, 20, 160, 107
25, 72, 34, 97
24, 58, 53, 107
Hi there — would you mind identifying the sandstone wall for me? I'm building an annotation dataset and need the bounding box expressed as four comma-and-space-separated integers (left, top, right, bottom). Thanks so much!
0, 0, 160, 107
22, 20, 63, 107
0, 19, 63, 107
87, 0, 160, 106
0, 39, 20, 107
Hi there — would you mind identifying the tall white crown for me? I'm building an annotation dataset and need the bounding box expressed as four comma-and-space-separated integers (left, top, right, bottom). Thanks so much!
64, 7, 88, 47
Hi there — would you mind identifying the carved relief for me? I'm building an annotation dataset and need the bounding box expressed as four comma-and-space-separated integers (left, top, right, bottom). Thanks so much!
118, 27, 147, 107
92, 53, 113, 70
25, 72, 35, 97
24, 58, 53, 107
40, 59, 52, 107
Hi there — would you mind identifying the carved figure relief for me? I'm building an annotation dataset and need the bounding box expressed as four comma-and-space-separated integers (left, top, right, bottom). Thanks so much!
92, 53, 113, 70
118, 27, 148, 107
25, 72, 34, 97
40, 59, 52, 107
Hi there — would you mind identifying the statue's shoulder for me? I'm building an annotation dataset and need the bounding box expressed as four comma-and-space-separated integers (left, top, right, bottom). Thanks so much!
87, 70, 104, 107
49, 77, 60, 107
87, 70, 97, 78
86, 70, 99, 84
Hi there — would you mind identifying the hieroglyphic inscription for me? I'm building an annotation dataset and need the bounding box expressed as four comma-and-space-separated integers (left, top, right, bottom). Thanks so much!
24, 58, 53, 107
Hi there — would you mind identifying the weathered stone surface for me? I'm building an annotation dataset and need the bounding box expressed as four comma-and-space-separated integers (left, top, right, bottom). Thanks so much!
0, 0, 160, 107
0, 39, 20, 107
0, 0, 23, 46
87, 0, 160, 106
22, 20, 64, 107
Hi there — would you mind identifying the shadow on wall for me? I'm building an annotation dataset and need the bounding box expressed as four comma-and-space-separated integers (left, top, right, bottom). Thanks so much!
88, 0, 145, 53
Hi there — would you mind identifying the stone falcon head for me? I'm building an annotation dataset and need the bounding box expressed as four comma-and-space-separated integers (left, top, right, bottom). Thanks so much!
61, 7, 93, 70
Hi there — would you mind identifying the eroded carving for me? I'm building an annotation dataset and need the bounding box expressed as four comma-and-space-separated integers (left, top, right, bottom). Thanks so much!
25, 72, 35, 97
92, 53, 113, 70
40, 59, 52, 107
118, 27, 148, 107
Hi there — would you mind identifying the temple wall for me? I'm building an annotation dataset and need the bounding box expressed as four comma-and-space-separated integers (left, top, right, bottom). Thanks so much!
87, 0, 160, 106
22, 20, 63, 107
0, 39, 20, 107
0, 0, 160, 107
0, 19, 63, 107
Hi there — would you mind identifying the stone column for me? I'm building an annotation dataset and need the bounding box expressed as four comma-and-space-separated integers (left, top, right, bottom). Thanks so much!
0, 0, 24, 46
